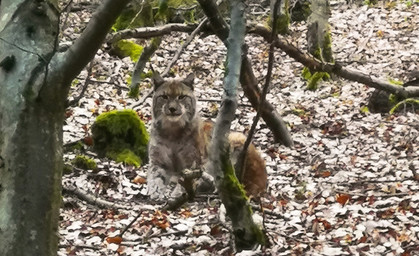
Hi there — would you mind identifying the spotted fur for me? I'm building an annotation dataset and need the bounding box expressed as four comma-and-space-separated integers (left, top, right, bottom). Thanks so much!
147, 73, 267, 203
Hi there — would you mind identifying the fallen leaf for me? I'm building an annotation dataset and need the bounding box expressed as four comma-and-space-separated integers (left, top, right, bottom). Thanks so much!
336, 194, 351, 206
106, 236, 122, 244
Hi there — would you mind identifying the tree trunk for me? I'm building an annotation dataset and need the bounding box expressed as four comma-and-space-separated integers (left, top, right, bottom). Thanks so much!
306, 0, 333, 62
0, 2, 62, 255
206, 0, 265, 250
197, 0, 294, 147
0, 0, 129, 255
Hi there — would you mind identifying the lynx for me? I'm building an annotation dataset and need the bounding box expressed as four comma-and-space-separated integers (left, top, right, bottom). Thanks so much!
147, 73, 267, 204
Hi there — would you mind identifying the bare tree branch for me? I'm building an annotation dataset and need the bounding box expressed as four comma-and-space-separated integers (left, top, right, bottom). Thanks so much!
198, 0, 294, 146
205, 0, 265, 250
129, 38, 162, 97
237, 0, 281, 182
250, 24, 419, 98
58, 0, 130, 84
113, 21, 419, 98
162, 18, 208, 77
108, 23, 198, 43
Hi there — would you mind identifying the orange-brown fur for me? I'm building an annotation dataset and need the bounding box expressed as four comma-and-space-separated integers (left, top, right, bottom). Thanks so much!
202, 121, 267, 198
148, 73, 267, 201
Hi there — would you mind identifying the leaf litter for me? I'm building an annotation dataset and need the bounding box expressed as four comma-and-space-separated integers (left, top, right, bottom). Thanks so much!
60, 1, 418, 255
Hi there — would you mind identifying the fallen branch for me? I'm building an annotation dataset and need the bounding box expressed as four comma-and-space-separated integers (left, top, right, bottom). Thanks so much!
250, 24, 419, 98
108, 23, 198, 43
63, 184, 131, 210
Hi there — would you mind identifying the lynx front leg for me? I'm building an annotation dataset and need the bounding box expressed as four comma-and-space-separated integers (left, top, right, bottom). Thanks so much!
147, 165, 189, 209
182, 168, 215, 194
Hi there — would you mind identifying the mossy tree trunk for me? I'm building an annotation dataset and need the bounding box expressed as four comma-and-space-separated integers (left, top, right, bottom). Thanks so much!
197, 0, 294, 147
307, 0, 333, 63
304, 0, 334, 90
205, 0, 265, 251
270, 0, 290, 35
0, 0, 129, 255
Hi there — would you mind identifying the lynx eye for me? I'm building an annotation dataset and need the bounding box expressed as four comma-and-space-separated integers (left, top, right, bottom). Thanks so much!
160, 95, 169, 100
178, 95, 187, 100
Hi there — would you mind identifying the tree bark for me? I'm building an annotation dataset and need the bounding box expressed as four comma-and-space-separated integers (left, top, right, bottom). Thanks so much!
0, 0, 129, 255
306, 0, 333, 62
198, 0, 294, 147
206, 0, 265, 250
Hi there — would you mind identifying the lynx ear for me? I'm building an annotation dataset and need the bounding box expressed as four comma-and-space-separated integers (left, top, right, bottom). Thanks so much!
152, 71, 165, 90
183, 73, 195, 90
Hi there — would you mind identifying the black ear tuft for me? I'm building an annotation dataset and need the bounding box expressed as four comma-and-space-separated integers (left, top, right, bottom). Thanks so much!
152, 71, 165, 90
183, 73, 195, 90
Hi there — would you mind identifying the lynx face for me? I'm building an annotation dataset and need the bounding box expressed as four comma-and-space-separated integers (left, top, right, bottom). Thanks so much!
152, 74, 196, 133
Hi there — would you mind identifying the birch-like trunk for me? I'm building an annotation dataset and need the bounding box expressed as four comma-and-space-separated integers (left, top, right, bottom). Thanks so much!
0, 1, 129, 255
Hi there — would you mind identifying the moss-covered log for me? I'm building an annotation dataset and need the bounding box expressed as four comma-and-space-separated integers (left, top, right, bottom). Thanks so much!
91, 110, 149, 167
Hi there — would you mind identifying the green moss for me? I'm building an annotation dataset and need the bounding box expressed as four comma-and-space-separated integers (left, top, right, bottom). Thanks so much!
290, 0, 311, 22
389, 98, 419, 114
140, 70, 154, 79
267, 0, 290, 35
219, 150, 266, 249
113, 2, 154, 31
360, 106, 370, 114
92, 110, 149, 167
113, 40, 144, 62
72, 141, 84, 151
128, 85, 140, 98
302, 67, 312, 80
322, 32, 334, 63
388, 78, 404, 86
72, 155, 97, 171
71, 79, 80, 88
113, 149, 142, 167
292, 108, 307, 118
63, 164, 73, 175
306, 72, 330, 90
276, 12, 290, 35
363, 0, 377, 6
388, 94, 399, 105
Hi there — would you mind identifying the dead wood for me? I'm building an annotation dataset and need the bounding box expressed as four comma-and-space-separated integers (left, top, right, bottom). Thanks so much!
250, 24, 419, 98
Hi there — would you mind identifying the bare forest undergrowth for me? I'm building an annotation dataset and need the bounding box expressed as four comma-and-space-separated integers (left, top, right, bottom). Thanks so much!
60, 1, 418, 255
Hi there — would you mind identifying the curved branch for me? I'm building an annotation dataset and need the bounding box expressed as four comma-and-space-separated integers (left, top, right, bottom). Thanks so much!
58, 0, 130, 83
250, 24, 419, 98
197, 0, 294, 146
108, 23, 198, 43
162, 18, 208, 77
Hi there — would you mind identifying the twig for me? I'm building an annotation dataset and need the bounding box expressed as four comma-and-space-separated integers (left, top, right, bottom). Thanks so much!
60, 0, 75, 35
162, 18, 208, 77
237, 0, 281, 182
119, 211, 143, 237
108, 23, 198, 43
68, 61, 94, 107
62, 184, 132, 210
131, 88, 154, 110
334, 189, 409, 198
58, 243, 101, 250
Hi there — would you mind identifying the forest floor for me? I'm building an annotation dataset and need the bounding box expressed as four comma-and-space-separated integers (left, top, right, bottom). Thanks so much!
59, 1, 418, 255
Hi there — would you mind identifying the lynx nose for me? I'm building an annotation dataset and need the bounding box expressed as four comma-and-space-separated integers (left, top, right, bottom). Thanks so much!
169, 107, 177, 113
